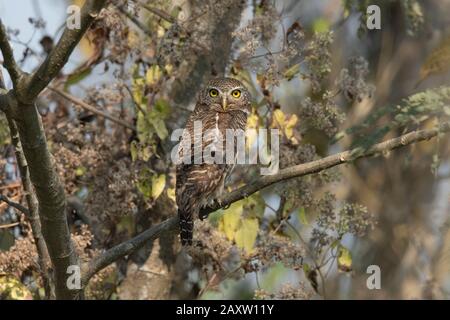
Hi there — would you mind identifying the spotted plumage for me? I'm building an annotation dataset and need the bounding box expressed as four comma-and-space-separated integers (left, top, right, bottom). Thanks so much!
176, 78, 251, 246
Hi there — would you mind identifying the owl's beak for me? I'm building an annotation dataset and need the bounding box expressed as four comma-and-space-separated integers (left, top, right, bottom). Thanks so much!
222, 96, 227, 110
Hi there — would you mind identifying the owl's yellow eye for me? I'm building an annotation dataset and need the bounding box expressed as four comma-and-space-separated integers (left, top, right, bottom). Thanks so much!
209, 89, 219, 97
231, 89, 241, 98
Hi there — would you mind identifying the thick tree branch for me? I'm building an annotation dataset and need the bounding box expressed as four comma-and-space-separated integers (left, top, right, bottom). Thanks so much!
6, 116, 54, 299
0, 0, 108, 299
48, 86, 136, 132
82, 121, 450, 285
19, 0, 107, 103
1, 67, 53, 298
0, 19, 23, 87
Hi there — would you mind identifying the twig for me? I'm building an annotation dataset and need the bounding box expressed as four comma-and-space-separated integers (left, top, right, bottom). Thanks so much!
0, 194, 29, 215
0, 222, 19, 229
81, 122, 450, 285
48, 86, 136, 132
285, 220, 326, 298
138, 2, 177, 23
0, 19, 23, 86
117, 5, 152, 37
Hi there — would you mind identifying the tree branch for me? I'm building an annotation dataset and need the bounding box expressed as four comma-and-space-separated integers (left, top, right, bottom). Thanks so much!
1, 64, 53, 298
81, 217, 177, 285
48, 86, 136, 132
0, 0, 108, 299
138, 2, 177, 24
6, 116, 54, 299
81, 121, 450, 285
0, 194, 29, 215
0, 19, 23, 87
20, 0, 107, 103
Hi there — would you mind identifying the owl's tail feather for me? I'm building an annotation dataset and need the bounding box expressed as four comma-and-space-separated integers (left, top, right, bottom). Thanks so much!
179, 209, 194, 246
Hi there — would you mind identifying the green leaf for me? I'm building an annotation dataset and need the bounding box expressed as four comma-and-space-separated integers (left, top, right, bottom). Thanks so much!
151, 174, 166, 200
148, 116, 168, 140
136, 169, 153, 198
154, 99, 171, 118
130, 141, 138, 162
283, 63, 301, 81
117, 215, 134, 236
297, 207, 309, 225
312, 18, 330, 33
65, 67, 92, 89
75, 166, 86, 177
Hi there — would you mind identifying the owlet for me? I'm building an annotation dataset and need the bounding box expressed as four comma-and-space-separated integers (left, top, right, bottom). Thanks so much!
176, 78, 251, 245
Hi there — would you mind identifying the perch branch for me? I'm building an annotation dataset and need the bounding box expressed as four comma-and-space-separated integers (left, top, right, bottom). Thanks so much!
82, 121, 450, 284
48, 86, 136, 132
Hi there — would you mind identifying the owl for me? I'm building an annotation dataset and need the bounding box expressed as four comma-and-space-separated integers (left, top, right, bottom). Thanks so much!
176, 78, 251, 246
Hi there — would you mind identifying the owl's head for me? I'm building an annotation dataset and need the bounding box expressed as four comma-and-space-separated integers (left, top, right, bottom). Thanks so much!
198, 78, 251, 114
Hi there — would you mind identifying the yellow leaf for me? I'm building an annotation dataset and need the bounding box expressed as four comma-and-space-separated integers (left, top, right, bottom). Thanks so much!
146, 65, 162, 86
166, 187, 176, 203
272, 109, 286, 128
132, 78, 145, 104
218, 202, 243, 241
246, 112, 260, 128
165, 64, 173, 75
0, 275, 32, 300
157, 26, 165, 38
284, 114, 298, 139
271, 109, 298, 143
235, 218, 259, 253
151, 174, 166, 200
246, 111, 260, 148
337, 245, 352, 272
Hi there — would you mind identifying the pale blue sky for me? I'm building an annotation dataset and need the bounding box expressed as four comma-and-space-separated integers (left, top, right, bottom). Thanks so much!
0, 0, 83, 87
